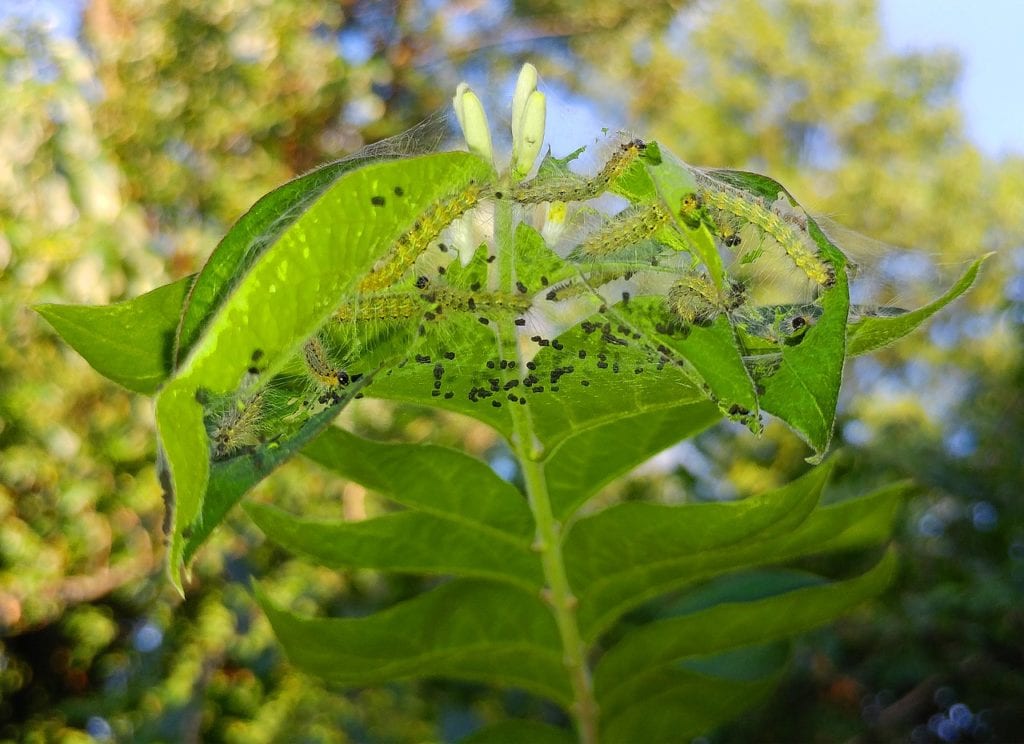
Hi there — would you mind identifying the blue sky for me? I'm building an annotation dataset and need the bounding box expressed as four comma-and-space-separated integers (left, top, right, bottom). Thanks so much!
7, 0, 1024, 158
879, 0, 1024, 156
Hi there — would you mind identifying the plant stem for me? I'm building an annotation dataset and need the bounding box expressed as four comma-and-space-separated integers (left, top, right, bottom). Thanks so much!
493, 191, 599, 744
518, 444, 600, 744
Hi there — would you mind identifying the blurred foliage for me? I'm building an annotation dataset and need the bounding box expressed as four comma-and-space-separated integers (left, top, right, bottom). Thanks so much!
0, 0, 1021, 741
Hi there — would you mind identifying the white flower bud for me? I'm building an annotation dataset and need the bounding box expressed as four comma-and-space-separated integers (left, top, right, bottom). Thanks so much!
512, 90, 546, 179
512, 63, 539, 133
452, 83, 493, 164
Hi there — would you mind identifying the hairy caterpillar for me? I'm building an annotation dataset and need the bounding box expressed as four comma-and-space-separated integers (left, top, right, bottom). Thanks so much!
681, 183, 834, 288
728, 302, 826, 352
666, 273, 747, 326
334, 287, 533, 325
570, 203, 672, 260
302, 336, 353, 405
510, 138, 647, 204
777, 307, 820, 339
208, 388, 267, 460
203, 336, 369, 454
358, 181, 487, 292
543, 270, 636, 303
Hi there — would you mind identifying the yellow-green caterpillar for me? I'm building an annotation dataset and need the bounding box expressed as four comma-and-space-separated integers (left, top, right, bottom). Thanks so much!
359, 181, 487, 292
208, 389, 267, 460
302, 336, 351, 404
667, 273, 747, 326
681, 183, 834, 287
571, 203, 672, 260
334, 287, 533, 324
510, 139, 647, 204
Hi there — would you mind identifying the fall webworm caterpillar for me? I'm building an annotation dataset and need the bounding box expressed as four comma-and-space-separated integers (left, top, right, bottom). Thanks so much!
569, 203, 673, 261
665, 272, 748, 326
510, 138, 648, 204
734, 303, 825, 347
358, 180, 488, 292
207, 386, 268, 460
301, 335, 356, 406
680, 179, 835, 288
334, 287, 533, 325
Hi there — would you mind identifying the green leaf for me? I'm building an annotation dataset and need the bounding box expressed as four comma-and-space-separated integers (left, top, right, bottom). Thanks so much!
171, 151, 491, 395
524, 324, 710, 452
246, 503, 543, 591
363, 309, 711, 457
358, 221, 716, 465
256, 579, 572, 705
513, 222, 580, 290
249, 426, 542, 590
174, 116, 453, 363
645, 148, 726, 287
157, 151, 493, 589
567, 463, 832, 640
301, 427, 533, 536
594, 550, 898, 717
601, 662, 784, 743
461, 721, 575, 744
847, 254, 990, 356
618, 299, 760, 425
764, 480, 910, 555
679, 637, 791, 681
575, 478, 908, 642
174, 160, 367, 365
34, 276, 193, 394
755, 218, 849, 461
544, 401, 721, 521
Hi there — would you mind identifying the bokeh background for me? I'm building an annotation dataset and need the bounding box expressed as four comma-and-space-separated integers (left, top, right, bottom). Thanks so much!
1, 1, 1022, 741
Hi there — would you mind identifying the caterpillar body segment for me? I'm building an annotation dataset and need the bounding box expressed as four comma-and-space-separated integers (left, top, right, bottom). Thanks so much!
303, 336, 350, 387
569, 203, 673, 261
667, 274, 724, 326
542, 270, 637, 303
329, 285, 535, 365
359, 180, 488, 292
334, 288, 533, 326
423, 287, 534, 318
301, 335, 356, 405
584, 137, 650, 198
510, 138, 648, 204
541, 249, 703, 306
684, 181, 835, 288
334, 293, 426, 325
666, 273, 748, 327
208, 389, 267, 460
